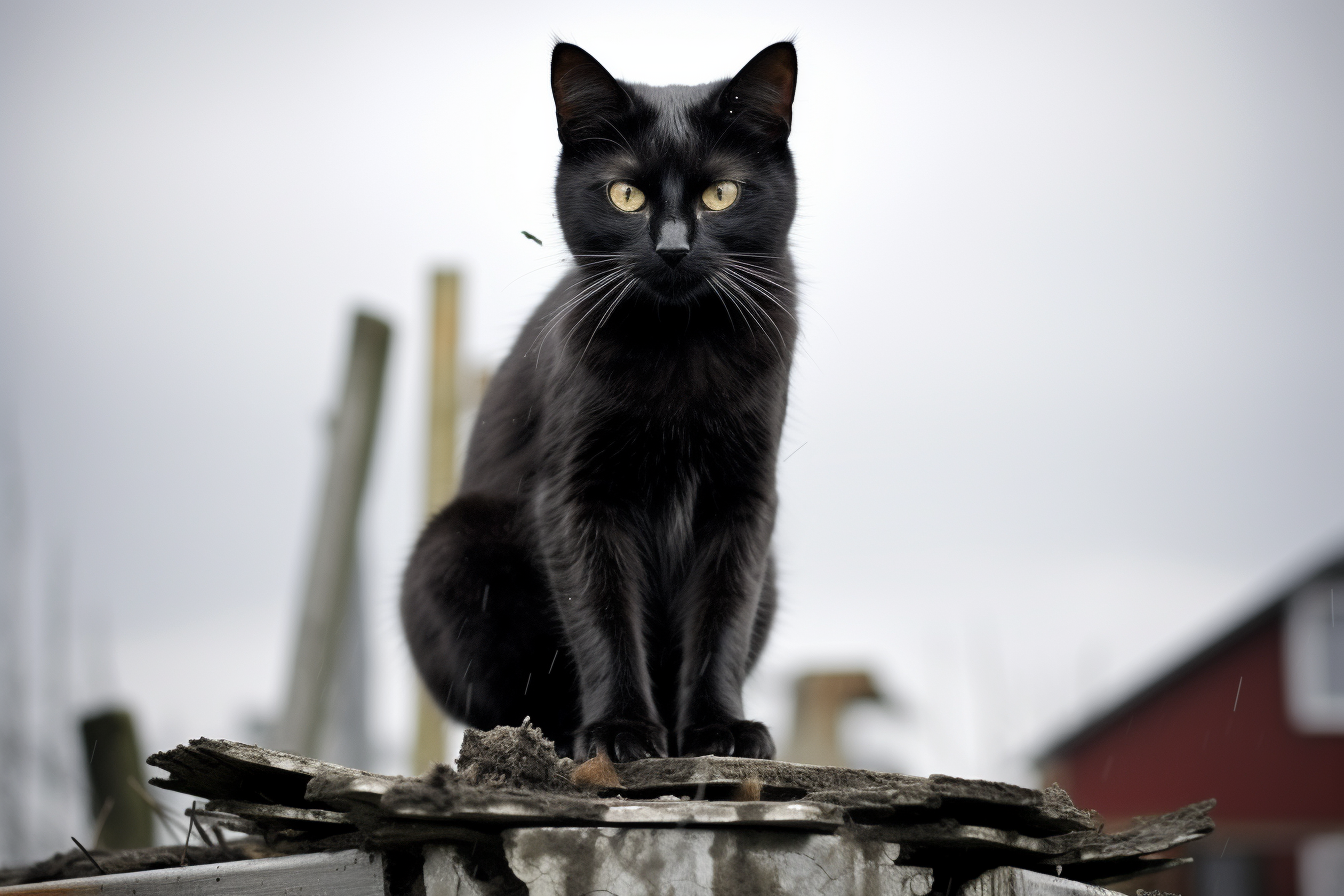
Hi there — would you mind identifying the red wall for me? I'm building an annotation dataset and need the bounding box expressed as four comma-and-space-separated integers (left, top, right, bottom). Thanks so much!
1044, 615, 1344, 822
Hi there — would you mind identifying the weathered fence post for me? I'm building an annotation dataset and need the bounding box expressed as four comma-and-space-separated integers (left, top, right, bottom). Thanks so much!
277, 312, 391, 757
411, 270, 460, 773
80, 709, 152, 849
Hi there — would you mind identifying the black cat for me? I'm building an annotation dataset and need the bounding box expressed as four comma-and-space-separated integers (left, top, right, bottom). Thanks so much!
401, 41, 798, 762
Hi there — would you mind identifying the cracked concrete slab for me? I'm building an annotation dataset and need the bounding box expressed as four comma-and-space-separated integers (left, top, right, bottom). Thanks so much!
498, 827, 934, 896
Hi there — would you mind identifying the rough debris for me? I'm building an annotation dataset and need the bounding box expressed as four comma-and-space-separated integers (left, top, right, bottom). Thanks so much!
3, 724, 1214, 888
456, 719, 576, 793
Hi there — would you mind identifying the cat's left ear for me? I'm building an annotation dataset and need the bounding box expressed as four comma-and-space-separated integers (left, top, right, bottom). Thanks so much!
718, 42, 797, 141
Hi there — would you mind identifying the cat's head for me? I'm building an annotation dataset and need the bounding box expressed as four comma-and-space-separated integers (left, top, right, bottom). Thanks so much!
550, 42, 797, 305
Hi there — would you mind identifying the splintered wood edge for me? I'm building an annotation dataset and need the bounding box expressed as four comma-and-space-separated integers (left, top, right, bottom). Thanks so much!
192, 809, 264, 836
149, 738, 370, 780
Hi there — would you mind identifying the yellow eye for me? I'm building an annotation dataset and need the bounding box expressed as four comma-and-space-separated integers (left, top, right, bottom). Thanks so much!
702, 181, 739, 211
608, 181, 646, 212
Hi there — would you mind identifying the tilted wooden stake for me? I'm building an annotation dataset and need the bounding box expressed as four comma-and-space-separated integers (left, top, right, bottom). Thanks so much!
412, 271, 460, 773
277, 312, 391, 757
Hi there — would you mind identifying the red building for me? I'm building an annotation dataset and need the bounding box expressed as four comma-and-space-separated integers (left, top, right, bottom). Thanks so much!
1039, 556, 1344, 896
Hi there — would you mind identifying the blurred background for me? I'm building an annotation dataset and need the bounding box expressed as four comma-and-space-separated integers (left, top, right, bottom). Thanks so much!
1, 2, 1341, 893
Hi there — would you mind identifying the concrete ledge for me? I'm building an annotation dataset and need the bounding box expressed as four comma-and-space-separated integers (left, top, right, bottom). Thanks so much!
494, 828, 933, 896
0, 848, 383, 895
0, 843, 1147, 896
963, 866, 1130, 896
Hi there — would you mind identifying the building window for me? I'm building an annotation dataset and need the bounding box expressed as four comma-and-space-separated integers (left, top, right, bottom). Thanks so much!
1284, 583, 1344, 733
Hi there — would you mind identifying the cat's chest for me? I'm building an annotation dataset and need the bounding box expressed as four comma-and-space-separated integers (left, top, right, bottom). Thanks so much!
599, 350, 765, 441
539, 321, 786, 481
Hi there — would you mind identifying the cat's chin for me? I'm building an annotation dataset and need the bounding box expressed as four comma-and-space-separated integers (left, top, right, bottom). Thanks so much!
634, 274, 720, 307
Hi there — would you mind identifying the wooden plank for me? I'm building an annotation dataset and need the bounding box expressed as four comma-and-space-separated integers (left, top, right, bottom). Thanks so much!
147, 738, 393, 808
497, 828, 934, 896
204, 799, 352, 828
0, 849, 383, 896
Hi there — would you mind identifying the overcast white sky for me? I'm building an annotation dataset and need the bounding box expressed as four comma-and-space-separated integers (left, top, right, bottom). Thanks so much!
2, 0, 1342, 826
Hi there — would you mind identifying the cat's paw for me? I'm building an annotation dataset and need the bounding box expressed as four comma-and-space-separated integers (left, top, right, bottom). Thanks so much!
575, 719, 669, 763
679, 719, 775, 758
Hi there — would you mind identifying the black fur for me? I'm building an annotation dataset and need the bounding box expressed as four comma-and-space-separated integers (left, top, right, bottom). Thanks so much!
401, 42, 799, 761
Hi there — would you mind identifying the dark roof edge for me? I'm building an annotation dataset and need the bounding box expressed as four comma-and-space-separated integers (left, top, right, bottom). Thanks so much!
1035, 544, 1344, 764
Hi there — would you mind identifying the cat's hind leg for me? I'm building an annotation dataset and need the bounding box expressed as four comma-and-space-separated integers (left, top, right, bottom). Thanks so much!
400, 492, 580, 754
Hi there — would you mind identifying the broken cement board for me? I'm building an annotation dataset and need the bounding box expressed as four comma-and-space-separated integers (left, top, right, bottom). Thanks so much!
870, 798, 1211, 863
0, 848, 383, 896
611, 757, 1096, 835
498, 827, 934, 896
380, 781, 844, 830
1045, 800, 1215, 865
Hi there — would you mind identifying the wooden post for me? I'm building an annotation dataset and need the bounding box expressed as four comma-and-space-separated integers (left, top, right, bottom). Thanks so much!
411, 271, 460, 773
81, 709, 152, 849
427, 271, 461, 523
785, 671, 881, 768
277, 313, 391, 757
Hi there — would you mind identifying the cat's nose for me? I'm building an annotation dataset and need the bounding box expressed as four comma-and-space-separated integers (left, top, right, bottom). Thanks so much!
655, 219, 691, 267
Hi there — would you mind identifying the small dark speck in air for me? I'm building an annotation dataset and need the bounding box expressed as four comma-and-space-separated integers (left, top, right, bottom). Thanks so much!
522, 231, 543, 246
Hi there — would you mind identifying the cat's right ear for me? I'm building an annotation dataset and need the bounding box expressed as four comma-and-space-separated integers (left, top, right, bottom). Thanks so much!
551, 43, 631, 146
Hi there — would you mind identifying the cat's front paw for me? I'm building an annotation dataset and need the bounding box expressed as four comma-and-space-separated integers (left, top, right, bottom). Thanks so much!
679, 719, 775, 758
575, 719, 669, 763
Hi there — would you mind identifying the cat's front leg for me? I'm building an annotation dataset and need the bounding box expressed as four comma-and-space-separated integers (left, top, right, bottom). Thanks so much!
539, 497, 668, 762
676, 497, 778, 759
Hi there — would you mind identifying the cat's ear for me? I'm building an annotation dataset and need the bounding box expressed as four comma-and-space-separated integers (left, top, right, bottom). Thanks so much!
551, 43, 631, 146
718, 42, 797, 141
